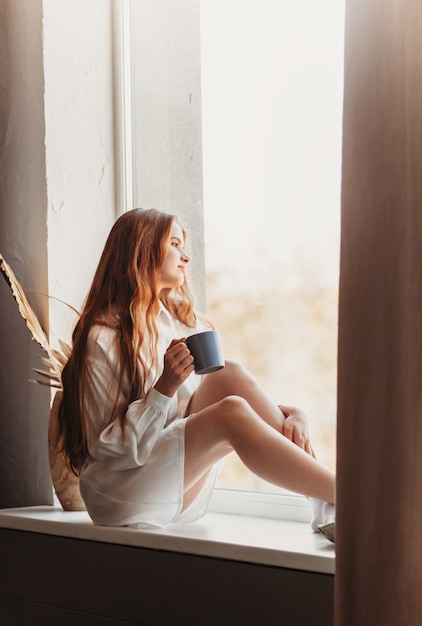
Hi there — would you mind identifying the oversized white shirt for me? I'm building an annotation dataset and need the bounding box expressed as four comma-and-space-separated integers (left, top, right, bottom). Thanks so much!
79, 305, 220, 528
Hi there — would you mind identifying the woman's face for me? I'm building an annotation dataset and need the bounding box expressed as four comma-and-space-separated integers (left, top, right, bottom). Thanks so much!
156, 222, 190, 291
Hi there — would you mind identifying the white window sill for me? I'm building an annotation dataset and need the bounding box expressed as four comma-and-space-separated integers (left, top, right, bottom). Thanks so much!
0, 490, 334, 575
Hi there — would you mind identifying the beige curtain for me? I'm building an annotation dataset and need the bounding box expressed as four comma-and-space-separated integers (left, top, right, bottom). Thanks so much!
335, 1, 422, 624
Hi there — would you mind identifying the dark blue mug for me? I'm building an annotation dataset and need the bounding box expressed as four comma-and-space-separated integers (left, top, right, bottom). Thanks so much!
186, 330, 225, 375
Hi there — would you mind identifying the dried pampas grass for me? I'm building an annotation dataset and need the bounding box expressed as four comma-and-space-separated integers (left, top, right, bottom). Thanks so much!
0, 252, 85, 511
0, 252, 72, 387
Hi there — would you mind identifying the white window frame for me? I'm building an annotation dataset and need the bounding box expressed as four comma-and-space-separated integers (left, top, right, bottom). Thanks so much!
112, 0, 134, 215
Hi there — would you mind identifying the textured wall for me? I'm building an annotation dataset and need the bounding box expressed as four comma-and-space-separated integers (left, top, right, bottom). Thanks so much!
0, 0, 52, 507
43, 0, 117, 346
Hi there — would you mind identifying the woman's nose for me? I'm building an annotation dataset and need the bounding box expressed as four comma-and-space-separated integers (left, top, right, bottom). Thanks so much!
181, 250, 190, 263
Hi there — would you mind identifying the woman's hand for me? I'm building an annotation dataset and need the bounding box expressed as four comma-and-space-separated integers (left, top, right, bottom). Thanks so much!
154, 338, 195, 398
278, 404, 316, 458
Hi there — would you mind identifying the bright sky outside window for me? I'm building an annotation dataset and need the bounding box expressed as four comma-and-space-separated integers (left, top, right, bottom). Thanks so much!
200, 0, 345, 492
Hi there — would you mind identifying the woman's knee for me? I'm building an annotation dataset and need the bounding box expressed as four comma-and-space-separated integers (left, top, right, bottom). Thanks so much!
218, 359, 256, 387
215, 395, 263, 447
186, 396, 256, 454
223, 359, 248, 376
218, 395, 256, 427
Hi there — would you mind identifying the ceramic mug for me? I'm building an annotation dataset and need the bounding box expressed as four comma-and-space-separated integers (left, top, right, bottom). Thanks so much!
186, 330, 225, 375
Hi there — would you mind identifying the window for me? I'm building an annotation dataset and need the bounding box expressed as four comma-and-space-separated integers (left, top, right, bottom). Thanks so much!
200, 0, 345, 493
124, 0, 345, 498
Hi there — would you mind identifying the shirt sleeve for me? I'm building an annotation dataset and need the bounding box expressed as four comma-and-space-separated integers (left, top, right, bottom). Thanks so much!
84, 327, 173, 471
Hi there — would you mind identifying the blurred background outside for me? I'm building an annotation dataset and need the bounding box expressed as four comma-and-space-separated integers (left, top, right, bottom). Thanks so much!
200, 0, 345, 493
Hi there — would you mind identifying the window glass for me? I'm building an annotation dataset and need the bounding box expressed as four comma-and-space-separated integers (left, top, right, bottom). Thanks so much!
200, 0, 345, 492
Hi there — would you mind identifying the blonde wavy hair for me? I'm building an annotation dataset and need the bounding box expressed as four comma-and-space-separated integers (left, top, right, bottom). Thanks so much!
57, 208, 198, 473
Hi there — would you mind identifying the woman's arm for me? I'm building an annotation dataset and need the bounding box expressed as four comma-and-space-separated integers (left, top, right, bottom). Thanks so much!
93, 388, 172, 469
83, 327, 174, 470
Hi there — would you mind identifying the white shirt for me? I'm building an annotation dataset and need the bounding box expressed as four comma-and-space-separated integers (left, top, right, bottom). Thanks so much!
79, 305, 220, 528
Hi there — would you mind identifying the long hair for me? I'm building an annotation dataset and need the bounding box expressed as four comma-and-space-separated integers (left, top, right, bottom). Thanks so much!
57, 208, 197, 474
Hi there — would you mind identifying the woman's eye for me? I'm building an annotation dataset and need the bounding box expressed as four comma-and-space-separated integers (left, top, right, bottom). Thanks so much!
172, 240, 184, 248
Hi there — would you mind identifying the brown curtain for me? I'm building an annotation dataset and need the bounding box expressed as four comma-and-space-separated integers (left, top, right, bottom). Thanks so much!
335, 1, 422, 624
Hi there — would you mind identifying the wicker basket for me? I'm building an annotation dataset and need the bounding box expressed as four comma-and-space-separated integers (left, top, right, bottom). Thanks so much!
48, 391, 86, 511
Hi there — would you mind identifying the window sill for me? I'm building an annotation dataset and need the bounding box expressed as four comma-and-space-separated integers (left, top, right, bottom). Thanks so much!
0, 491, 334, 575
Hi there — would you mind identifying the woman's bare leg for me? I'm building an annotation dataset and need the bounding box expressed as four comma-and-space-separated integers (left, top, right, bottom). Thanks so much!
183, 395, 335, 511
187, 360, 286, 431
187, 359, 314, 456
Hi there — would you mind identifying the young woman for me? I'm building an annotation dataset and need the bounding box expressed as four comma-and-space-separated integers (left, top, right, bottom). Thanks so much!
57, 208, 335, 534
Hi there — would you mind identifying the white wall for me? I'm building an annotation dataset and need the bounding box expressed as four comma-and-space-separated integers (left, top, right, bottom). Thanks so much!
43, 0, 118, 347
